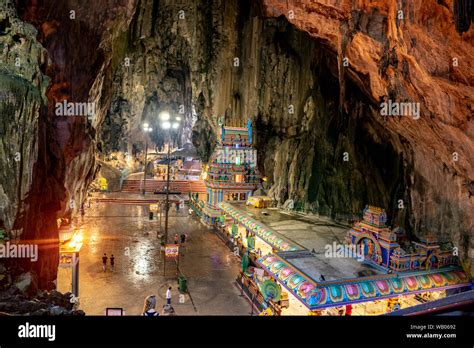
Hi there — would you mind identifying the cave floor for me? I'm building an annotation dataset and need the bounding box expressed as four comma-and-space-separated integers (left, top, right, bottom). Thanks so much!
57, 193, 249, 315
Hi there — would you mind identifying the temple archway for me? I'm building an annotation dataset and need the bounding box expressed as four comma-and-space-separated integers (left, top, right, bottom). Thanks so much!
355, 234, 382, 264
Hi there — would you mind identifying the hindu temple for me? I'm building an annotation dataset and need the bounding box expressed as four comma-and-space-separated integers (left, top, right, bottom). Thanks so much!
200, 119, 261, 224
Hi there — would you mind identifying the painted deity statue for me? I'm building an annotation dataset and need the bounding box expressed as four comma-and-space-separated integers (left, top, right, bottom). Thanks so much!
425, 256, 432, 270
367, 241, 374, 258
247, 118, 253, 144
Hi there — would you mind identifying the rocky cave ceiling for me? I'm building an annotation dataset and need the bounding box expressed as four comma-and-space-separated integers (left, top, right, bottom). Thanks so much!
0, 0, 472, 287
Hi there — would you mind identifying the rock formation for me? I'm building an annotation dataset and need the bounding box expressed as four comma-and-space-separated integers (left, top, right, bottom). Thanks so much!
0, 267, 84, 315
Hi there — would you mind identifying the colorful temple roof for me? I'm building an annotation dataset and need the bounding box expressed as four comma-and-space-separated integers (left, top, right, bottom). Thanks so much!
363, 205, 387, 227
218, 202, 470, 310
205, 157, 260, 188
257, 254, 471, 310
219, 119, 253, 146
205, 136, 260, 189
218, 202, 304, 252
201, 203, 222, 218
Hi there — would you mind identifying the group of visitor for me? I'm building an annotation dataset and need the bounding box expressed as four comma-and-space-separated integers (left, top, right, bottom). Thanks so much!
101, 253, 115, 272
174, 233, 188, 245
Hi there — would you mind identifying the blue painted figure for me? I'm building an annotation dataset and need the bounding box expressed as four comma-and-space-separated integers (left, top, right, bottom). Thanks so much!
247, 118, 252, 144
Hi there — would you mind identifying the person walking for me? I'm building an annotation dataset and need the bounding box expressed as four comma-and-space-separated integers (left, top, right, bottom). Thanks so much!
110, 254, 115, 272
174, 234, 179, 245
180, 233, 186, 244
102, 253, 108, 272
142, 295, 158, 316
161, 303, 175, 316
166, 287, 172, 305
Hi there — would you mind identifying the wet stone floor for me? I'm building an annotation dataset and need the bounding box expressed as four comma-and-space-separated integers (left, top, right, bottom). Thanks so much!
57, 194, 250, 315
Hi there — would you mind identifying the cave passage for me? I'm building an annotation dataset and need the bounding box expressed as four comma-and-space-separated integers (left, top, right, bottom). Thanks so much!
0, 0, 472, 320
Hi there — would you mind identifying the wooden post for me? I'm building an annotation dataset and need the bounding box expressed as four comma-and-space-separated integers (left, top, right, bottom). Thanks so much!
142, 139, 148, 195
250, 293, 255, 316
176, 252, 179, 278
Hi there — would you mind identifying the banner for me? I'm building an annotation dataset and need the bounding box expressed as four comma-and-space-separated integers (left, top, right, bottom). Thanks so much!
99, 177, 108, 191
165, 244, 179, 258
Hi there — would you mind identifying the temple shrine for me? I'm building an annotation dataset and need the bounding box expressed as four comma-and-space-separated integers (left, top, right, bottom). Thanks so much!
200, 119, 261, 224
346, 205, 459, 271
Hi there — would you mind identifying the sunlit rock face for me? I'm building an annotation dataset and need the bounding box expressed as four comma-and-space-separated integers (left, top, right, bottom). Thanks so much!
0, 0, 56, 288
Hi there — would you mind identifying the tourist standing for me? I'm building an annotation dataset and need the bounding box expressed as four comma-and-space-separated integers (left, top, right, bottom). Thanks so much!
166, 287, 172, 305
180, 233, 186, 244
102, 253, 108, 272
142, 295, 158, 316
174, 234, 179, 245
110, 254, 115, 272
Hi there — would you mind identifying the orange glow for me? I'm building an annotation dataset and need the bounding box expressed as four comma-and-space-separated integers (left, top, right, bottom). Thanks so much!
60, 231, 83, 253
